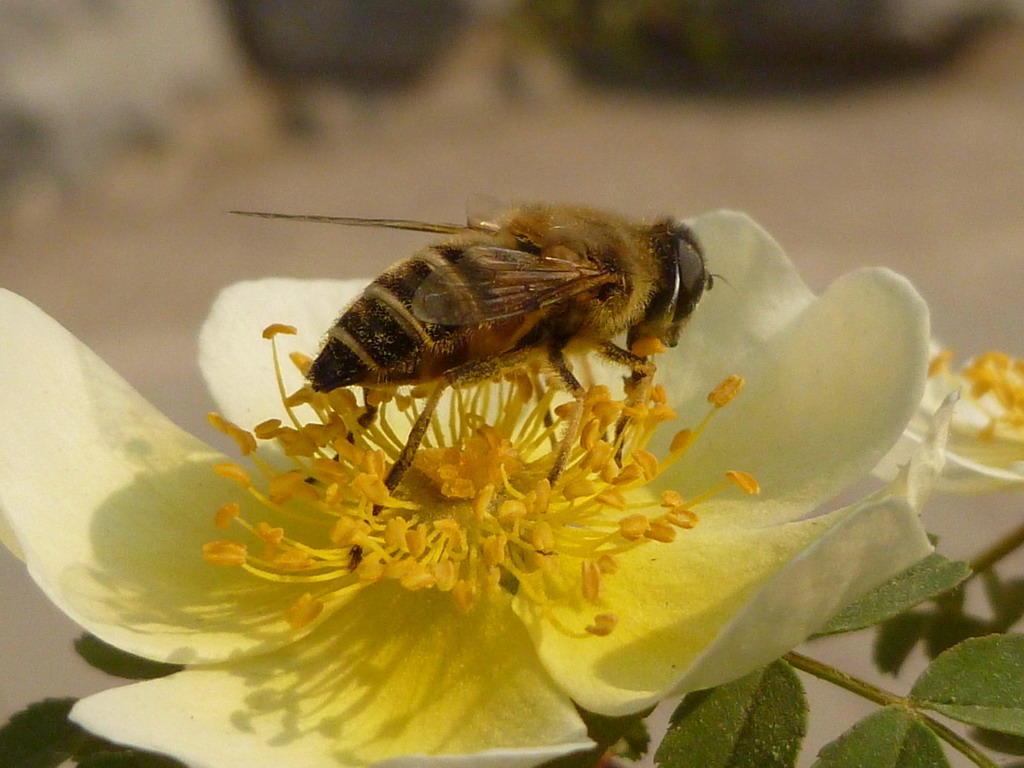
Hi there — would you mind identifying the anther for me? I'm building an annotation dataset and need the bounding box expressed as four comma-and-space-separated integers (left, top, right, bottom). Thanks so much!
618, 514, 650, 541
708, 375, 745, 408
285, 593, 323, 629
928, 349, 953, 378
630, 337, 666, 357
726, 470, 761, 495
212, 461, 253, 488
586, 613, 618, 636
208, 413, 257, 455
289, 352, 313, 375
214, 502, 241, 529
563, 477, 597, 500
262, 323, 298, 339
203, 540, 247, 566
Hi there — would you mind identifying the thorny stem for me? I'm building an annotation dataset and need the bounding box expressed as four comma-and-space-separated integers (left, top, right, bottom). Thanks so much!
964, 517, 1024, 582
785, 651, 999, 768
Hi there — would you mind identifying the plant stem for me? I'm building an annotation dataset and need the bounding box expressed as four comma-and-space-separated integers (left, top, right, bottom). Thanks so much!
966, 518, 1024, 580
784, 651, 998, 768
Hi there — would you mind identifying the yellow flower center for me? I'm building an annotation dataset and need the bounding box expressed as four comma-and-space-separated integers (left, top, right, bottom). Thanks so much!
931, 350, 1024, 444
204, 324, 758, 637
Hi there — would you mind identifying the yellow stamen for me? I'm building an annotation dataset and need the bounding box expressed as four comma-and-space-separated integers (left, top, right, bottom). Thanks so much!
203, 540, 248, 566
203, 323, 760, 637
212, 461, 252, 488
208, 413, 257, 455
581, 560, 602, 603
262, 323, 297, 339
630, 336, 667, 357
708, 375, 745, 408
586, 613, 618, 636
214, 502, 240, 529
285, 593, 323, 628
727, 470, 761, 495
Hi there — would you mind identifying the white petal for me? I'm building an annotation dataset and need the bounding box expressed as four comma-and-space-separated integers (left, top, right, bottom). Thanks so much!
653, 210, 816, 408
654, 266, 929, 527
73, 586, 591, 768
0, 290, 338, 663
675, 495, 931, 694
517, 491, 930, 715
199, 278, 366, 428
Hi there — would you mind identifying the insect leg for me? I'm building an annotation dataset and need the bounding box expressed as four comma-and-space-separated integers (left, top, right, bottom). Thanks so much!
358, 387, 379, 429
384, 382, 445, 494
597, 342, 657, 463
545, 346, 585, 484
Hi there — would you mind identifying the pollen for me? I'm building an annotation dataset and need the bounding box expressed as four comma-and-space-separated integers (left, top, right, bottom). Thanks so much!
262, 323, 297, 339
727, 470, 761, 495
934, 350, 1024, 452
203, 327, 761, 638
708, 374, 745, 408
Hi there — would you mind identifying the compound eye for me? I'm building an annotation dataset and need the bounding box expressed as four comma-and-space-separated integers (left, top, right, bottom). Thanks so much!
672, 227, 708, 322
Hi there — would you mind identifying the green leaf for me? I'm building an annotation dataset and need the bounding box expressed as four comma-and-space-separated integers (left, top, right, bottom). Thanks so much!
921, 612, 990, 661
911, 634, 1024, 736
983, 574, 1024, 631
811, 706, 950, 768
75, 634, 183, 680
874, 611, 929, 676
0, 698, 91, 768
656, 660, 806, 768
817, 554, 970, 636
970, 727, 1024, 756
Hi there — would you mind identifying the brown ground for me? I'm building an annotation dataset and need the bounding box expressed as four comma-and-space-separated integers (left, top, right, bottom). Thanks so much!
1, 23, 1022, 766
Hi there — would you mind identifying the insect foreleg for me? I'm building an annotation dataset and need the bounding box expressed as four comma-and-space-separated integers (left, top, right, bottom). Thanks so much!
598, 341, 657, 464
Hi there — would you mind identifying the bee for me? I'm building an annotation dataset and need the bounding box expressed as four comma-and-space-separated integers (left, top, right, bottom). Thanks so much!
233, 203, 713, 493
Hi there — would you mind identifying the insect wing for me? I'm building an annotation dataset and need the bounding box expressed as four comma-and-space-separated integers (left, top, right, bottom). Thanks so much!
411, 245, 610, 325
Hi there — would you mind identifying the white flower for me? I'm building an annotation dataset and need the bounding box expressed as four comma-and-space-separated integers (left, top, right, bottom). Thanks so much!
0, 211, 933, 768
887, 349, 1024, 494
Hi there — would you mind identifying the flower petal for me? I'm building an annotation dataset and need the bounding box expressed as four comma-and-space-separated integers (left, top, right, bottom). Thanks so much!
653, 210, 816, 402
653, 266, 929, 526
519, 495, 930, 715
73, 585, 591, 768
0, 290, 338, 663
199, 278, 364, 428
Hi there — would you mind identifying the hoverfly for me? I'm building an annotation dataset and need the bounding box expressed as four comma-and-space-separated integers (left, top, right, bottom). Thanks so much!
233, 203, 713, 493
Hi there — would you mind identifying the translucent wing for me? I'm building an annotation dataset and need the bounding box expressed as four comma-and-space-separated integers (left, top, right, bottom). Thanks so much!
411, 245, 612, 325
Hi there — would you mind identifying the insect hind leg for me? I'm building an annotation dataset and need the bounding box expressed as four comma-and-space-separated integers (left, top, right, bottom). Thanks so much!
384, 382, 445, 494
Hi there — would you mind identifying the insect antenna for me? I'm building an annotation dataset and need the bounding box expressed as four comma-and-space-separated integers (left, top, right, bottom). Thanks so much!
229, 210, 465, 235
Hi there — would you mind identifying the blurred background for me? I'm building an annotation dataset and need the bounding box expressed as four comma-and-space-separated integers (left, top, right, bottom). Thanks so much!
1, 1, 1023, 765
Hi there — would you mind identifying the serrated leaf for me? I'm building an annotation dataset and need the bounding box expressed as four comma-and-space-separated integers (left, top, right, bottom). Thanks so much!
656, 660, 806, 768
874, 611, 929, 676
75, 634, 183, 680
811, 706, 950, 768
0, 698, 89, 768
817, 554, 970, 636
911, 634, 1024, 736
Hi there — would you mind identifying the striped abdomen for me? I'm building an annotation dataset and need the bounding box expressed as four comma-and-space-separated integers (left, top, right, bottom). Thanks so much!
308, 250, 468, 392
